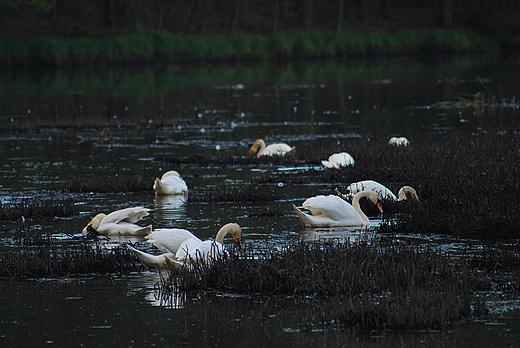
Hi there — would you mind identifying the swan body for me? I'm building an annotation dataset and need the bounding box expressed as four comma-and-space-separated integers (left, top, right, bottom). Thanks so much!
343, 180, 419, 201
128, 223, 242, 269
293, 191, 382, 228
389, 137, 410, 146
82, 207, 152, 236
321, 152, 355, 169
249, 139, 295, 157
153, 170, 188, 195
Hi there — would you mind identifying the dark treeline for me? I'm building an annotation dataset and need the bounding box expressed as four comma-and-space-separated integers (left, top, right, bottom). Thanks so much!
2, 0, 520, 41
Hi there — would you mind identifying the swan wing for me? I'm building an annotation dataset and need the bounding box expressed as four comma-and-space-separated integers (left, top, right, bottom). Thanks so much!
260, 143, 293, 156
101, 207, 150, 225
176, 240, 225, 262
146, 228, 202, 254
127, 245, 174, 268
331, 152, 355, 166
346, 180, 397, 200
97, 222, 151, 236
389, 137, 410, 146
303, 195, 359, 221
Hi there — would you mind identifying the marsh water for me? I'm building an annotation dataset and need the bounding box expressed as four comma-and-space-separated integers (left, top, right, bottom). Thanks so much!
1, 56, 519, 346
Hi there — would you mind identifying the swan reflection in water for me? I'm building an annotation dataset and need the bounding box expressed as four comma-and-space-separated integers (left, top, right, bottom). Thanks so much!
128, 271, 186, 309
298, 219, 383, 244
154, 194, 187, 222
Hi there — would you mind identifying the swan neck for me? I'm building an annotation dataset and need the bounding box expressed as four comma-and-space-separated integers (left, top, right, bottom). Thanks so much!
352, 193, 370, 224
215, 226, 230, 243
255, 140, 266, 157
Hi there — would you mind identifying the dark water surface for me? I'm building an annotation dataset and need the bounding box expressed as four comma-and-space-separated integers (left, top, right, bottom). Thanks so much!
1, 56, 519, 346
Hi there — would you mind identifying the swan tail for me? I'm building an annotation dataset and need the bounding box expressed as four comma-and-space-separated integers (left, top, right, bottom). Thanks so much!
292, 204, 312, 228
153, 178, 169, 195
321, 160, 334, 168
133, 225, 152, 236
164, 255, 186, 271
127, 244, 165, 268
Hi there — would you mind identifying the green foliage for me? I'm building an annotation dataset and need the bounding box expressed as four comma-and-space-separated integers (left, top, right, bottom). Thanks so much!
0, 39, 28, 65
1, 0, 52, 12
28, 38, 66, 66
0, 28, 494, 67
269, 31, 294, 58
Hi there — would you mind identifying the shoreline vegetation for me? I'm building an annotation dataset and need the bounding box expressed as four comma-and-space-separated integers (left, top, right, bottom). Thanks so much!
3, 1, 520, 69
0, 28, 491, 68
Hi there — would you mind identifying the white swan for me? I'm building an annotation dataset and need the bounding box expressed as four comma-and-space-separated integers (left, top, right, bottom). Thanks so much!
293, 191, 383, 228
82, 207, 152, 236
249, 139, 295, 157
153, 170, 188, 195
389, 137, 410, 146
342, 180, 419, 201
321, 152, 355, 169
128, 222, 242, 269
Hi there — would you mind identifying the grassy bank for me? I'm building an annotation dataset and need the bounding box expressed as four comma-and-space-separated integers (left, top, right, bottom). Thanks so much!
0, 28, 490, 68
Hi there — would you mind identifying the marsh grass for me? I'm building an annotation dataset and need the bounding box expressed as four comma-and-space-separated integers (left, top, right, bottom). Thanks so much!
0, 230, 140, 278
0, 198, 79, 221
160, 239, 499, 330
187, 181, 280, 203
250, 135, 520, 240
0, 28, 488, 68
65, 172, 152, 193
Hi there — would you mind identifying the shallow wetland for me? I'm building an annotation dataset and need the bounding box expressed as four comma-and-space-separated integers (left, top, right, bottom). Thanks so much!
1, 56, 519, 346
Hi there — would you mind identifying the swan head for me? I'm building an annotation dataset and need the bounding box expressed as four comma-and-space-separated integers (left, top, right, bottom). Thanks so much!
365, 191, 383, 213
217, 222, 242, 249
81, 213, 106, 236
397, 186, 419, 201
248, 139, 265, 157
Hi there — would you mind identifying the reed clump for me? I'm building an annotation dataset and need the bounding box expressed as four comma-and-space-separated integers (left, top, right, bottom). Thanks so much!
161, 239, 498, 330
0, 198, 79, 221
0, 231, 141, 278
188, 181, 280, 203
65, 173, 152, 193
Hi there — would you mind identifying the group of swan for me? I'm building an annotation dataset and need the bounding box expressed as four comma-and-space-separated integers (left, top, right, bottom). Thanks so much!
249, 137, 408, 171
82, 209, 241, 270
293, 180, 419, 228
81, 136, 415, 268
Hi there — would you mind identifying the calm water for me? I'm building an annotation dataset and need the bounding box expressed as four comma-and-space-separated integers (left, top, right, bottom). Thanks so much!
1, 56, 519, 346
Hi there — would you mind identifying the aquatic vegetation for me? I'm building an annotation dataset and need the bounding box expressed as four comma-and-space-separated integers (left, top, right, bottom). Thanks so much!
65, 172, 152, 193
0, 198, 79, 221
188, 181, 280, 203
159, 239, 508, 330
0, 231, 141, 278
